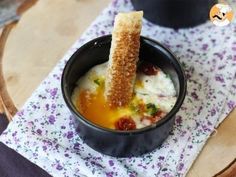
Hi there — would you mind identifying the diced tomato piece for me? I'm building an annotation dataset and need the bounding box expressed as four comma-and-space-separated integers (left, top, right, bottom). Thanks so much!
115, 116, 136, 131
141, 111, 166, 124
139, 62, 159, 75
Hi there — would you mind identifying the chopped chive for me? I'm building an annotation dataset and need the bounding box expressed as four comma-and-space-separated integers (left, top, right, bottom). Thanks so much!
146, 103, 158, 116
94, 79, 100, 86
130, 104, 139, 113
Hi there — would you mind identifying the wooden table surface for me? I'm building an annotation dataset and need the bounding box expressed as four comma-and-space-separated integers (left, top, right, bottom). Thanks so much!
1, 0, 236, 176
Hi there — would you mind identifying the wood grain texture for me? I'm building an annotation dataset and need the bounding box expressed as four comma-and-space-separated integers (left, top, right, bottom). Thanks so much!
1, 0, 236, 176
0, 96, 9, 134
17, 0, 38, 16
188, 109, 236, 177
0, 0, 39, 120
0, 82, 9, 133
3, 0, 111, 108
0, 22, 18, 120
213, 159, 236, 177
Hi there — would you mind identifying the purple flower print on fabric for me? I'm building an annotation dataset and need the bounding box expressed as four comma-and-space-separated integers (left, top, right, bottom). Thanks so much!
0, 0, 235, 177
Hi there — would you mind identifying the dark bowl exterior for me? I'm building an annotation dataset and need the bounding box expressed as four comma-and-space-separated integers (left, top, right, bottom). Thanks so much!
131, 0, 217, 29
61, 35, 186, 157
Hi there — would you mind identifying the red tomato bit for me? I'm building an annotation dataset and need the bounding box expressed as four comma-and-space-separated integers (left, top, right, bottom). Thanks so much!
141, 111, 166, 124
139, 62, 159, 75
115, 116, 136, 131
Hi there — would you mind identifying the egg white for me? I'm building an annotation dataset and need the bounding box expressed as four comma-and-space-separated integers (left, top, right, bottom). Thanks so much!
72, 61, 177, 129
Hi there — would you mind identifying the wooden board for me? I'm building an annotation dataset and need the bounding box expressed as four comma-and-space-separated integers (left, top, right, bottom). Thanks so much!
1, 0, 236, 176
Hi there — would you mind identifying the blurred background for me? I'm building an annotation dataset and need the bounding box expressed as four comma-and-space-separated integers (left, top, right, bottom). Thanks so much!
0, 0, 24, 28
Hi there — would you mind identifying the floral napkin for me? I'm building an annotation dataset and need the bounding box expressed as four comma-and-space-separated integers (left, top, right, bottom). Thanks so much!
1, 0, 236, 176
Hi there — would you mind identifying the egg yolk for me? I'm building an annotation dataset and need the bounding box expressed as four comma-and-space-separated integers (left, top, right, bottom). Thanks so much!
77, 86, 132, 129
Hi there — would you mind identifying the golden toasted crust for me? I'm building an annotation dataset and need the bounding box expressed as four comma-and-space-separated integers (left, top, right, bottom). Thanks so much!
105, 11, 143, 107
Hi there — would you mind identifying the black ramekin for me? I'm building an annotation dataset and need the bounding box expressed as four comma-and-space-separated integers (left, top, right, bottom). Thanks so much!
61, 35, 187, 157
131, 0, 217, 29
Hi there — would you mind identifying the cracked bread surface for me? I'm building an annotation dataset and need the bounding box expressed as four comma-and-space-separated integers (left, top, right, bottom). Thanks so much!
105, 11, 143, 107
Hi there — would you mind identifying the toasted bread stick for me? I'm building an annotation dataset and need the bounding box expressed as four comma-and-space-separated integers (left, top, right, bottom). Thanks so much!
105, 11, 143, 107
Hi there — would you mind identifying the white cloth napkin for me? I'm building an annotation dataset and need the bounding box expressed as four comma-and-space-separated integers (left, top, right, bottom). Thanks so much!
1, 0, 236, 176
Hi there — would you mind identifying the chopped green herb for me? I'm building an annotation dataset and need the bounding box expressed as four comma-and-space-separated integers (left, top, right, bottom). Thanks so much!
146, 103, 158, 116
130, 104, 139, 113
94, 79, 100, 86
140, 93, 148, 96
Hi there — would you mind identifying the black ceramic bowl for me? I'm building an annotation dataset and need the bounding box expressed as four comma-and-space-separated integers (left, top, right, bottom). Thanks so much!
61, 35, 186, 157
131, 0, 217, 28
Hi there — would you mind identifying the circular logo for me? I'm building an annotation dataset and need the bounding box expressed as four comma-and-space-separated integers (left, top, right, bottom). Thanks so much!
210, 3, 234, 26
